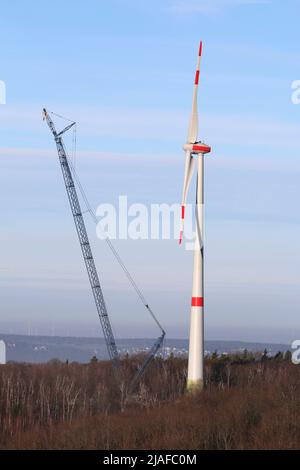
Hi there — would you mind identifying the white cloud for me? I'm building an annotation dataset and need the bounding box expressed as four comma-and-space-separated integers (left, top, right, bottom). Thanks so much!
2, 142, 300, 176
1, 104, 300, 151
0, 104, 184, 140
1, 104, 300, 177
0, 146, 176, 167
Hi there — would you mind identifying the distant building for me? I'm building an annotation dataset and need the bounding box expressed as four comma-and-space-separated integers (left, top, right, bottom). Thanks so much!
0, 340, 6, 364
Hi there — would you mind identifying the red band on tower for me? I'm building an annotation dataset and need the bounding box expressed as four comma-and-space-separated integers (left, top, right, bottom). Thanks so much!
191, 297, 203, 307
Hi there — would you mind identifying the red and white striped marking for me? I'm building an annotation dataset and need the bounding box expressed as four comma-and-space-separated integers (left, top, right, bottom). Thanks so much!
194, 41, 202, 87
180, 41, 208, 246
179, 230, 183, 245
187, 40, 202, 143
191, 297, 203, 307
199, 41, 203, 57
179, 205, 185, 244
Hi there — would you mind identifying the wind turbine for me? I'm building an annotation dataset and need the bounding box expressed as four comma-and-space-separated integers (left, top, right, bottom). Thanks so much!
180, 41, 211, 391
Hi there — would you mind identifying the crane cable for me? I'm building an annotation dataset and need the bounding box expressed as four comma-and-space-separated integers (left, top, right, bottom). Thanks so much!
50, 112, 165, 337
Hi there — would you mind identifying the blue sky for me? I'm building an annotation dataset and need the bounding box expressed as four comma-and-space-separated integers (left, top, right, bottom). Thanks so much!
0, 0, 300, 342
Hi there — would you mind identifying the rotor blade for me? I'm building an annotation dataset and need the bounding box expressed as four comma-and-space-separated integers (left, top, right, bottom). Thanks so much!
187, 41, 202, 143
179, 150, 195, 244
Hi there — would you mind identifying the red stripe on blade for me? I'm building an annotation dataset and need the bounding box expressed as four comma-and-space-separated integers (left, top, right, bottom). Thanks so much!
195, 70, 200, 85
191, 297, 203, 307
179, 231, 183, 245
181, 205, 185, 219
199, 41, 203, 57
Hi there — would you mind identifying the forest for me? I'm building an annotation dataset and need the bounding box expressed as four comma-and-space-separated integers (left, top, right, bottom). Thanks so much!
0, 350, 298, 450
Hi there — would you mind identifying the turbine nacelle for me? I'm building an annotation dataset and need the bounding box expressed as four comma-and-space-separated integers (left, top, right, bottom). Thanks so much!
183, 142, 211, 155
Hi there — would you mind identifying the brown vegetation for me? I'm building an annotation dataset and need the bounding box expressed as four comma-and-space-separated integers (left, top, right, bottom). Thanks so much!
0, 352, 299, 450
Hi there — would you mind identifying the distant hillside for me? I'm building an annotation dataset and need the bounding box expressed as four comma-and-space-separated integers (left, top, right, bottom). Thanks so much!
0, 333, 290, 363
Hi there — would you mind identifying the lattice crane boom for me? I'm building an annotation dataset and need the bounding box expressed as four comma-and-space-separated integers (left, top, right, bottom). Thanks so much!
43, 108, 119, 367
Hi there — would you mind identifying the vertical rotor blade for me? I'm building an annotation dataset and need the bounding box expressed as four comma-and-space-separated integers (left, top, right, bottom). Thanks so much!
187, 41, 202, 143
179, 151, 195, 244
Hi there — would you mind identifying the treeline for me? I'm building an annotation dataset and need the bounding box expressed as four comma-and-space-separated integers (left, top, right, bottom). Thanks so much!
0, 353, 299, 449
208, 348, 292, 363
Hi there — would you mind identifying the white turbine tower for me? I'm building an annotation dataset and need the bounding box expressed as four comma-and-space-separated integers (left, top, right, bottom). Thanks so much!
0, 340, 6, 365
180, 41, 211, 391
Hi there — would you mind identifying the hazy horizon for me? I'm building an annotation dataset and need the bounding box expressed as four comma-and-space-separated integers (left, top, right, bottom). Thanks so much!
0, 322, 296, 345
